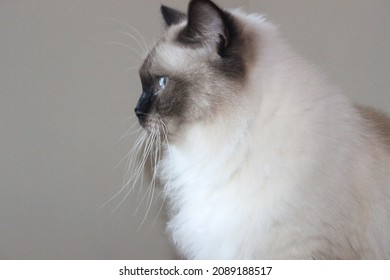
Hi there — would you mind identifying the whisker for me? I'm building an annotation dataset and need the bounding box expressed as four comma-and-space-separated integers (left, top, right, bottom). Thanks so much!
122, 115, 137, 122
123, 66, 139, 73
100, 41, 143, 59
152, 118, 172, 227
126, 25, 150, 54
137, 180, 155, 232
135, 125, 161, 219
135, 129, 158, 205
111, 131, 154, 213
135, 130, 155, 201
113, 124, 141, 146
113, 129, 145, 169
100, 17, 150, 56
106, 115, 168, 229
100, 130, 147, 210
116, 30, 148, 58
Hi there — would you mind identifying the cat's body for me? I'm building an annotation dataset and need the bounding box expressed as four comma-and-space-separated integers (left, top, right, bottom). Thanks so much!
134, 0, 390, 259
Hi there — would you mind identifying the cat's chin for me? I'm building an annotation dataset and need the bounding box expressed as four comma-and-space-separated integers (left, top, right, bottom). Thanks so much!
137, 114, 153, 129
139, 121, 156, 134
137, 117, 149, 130
138, 116, 166, 137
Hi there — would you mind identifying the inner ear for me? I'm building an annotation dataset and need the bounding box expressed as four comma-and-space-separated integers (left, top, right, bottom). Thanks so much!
217, 33, 228, 56
161, 5, 186, 27
181, 0, 228, 51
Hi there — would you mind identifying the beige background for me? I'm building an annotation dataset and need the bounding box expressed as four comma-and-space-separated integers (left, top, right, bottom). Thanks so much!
1, 0, 389, 259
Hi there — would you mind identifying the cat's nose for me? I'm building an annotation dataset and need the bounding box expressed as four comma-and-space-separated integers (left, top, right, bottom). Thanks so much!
135, 91, 151, 119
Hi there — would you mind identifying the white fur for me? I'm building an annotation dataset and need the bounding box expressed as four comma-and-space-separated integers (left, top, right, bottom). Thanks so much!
158, 10, 390, 259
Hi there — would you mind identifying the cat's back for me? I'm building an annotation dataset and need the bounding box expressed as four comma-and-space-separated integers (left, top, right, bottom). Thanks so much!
357, 105, 390, 152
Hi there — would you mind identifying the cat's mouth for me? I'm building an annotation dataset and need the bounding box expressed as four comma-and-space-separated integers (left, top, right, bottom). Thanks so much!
134, 111, 149, 128
135, 111, 165, 136
137, 115, 153, 131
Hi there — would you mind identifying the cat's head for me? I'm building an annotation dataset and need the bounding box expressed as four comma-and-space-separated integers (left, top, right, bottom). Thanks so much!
135, 0, 255, 140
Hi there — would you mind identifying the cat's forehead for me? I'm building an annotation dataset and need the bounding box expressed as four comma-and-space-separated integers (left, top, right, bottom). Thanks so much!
140, 25, 210, 77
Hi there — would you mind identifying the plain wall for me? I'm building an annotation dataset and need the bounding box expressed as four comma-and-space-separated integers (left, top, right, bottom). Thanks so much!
0, 0, 389, 259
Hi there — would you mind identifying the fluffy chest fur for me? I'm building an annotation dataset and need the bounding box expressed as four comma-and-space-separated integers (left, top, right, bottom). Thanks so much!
161, 130, 269, 259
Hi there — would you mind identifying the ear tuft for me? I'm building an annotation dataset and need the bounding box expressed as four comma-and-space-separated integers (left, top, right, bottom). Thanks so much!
161, 5, 186, 27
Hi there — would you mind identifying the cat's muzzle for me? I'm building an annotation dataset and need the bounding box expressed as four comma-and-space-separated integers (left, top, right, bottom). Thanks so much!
135, 90, 154, 127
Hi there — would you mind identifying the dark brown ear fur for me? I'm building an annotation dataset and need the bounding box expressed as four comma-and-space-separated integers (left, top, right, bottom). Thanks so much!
176, 0, 251, 81
179, 0, 227, 51
161, 5, 186, 27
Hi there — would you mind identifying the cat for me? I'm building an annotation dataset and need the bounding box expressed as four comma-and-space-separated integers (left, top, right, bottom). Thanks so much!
133, 0, 390, 259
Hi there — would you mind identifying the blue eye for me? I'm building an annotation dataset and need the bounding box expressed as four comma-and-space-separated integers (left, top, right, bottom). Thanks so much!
158, 76, 168, 90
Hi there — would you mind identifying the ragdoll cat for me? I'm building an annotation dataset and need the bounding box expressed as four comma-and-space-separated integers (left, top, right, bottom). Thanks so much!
133, 0, 390, 259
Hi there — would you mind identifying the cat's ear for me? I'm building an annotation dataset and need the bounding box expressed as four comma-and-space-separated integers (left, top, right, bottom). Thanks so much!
161, 5, 186, 27
182, 0, 228, 52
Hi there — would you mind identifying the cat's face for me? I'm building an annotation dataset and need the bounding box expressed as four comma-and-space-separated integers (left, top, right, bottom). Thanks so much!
135, 0, 254, 140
